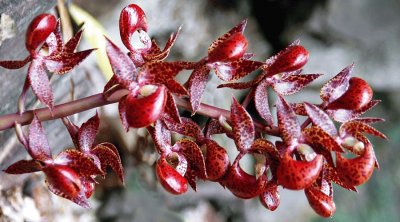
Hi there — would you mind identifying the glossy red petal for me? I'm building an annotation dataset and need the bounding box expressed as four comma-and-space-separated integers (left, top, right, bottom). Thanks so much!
0, 56, 31, 69
25, 14, 57, 53
259, 182, 280, 211
43, 164, 82, 201
231, 97, 255, 152
105, 38, 137, 88
208, 19, 247, 54
277, 152, 323, 190
340, 120, 387, 140
213, 59, 263, 82
222, 154, 267, 199
208, 32, 248, 63
336, 143, 375, 186
3, 160, 43, 174
173, 139, 207, 179
187, 65, 211, 113
320, 64, 353, 103
92, 143, 124, 184
303, 126, 344, 152
46, 178, 90, 208
273, 74, 322, 95
204, 140, 229, 181
119, 4, 148, 52
265, 45, 309, 75
78, 112, 100, 153
28, 59, 54, 110
156, 157, 188, 195
254, 79, 274, 125
28, 115, 52, 161
164, 117, 202, 140
305, 186, 336, 218
304, 102, 337, 136
276, 96, 301, 145
125, 85, 167, 128
54, 149, 103, 177
327, 77, 373, 110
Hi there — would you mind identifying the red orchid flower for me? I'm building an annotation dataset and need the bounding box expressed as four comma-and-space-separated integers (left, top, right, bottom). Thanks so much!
0, 14, 94, 111
4, 115, 102, 208
187, 20, 264, 113
62, 112, 124, 185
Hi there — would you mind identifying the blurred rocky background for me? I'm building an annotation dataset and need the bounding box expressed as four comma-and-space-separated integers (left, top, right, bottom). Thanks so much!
1, 0, 399, 221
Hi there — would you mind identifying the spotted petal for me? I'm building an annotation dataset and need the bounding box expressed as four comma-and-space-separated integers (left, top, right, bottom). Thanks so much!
276, 96, 301, 146
231, 97, 255, 152
273, 74, 322, 95
320, 64, 353, 103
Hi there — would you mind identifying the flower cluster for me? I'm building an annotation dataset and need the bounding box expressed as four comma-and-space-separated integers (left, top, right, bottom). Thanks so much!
0, 3, 387, 218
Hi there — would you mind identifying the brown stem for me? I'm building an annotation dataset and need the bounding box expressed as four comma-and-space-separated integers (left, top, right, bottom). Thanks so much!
0, 89, 281, 136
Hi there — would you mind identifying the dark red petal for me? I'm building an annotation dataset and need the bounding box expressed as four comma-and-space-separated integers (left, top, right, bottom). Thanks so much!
208, 32, 248, 63
259, 182, 280, 211
326, 99, 380, 123
208, 19, 247, 54
28, 114, 52, 161
125, 85, 167, 128
303, 126, 344, 152
273, 74, 322, 95
164, 117, 202, 140
164, 92, 182, 123
320, 64, 353, 103
92, 143, 124, 184
221, 154, 267, 199
304, 102, 337, 136
254, 79, 274, 126
336, 143, 375, 186
28, 59, 54, 110
354, 117, 385, 124
3, 160, 43, 174
64, 29, 84, 53
138, 61, 186, 95
0, 56, 31, 69
81, 177, 95, 199
340, 120, 387, 140
290, 102, 308, 116
105, 38, 137, 88
62, 117, 79, 147
276, 96, 301, 146
305, 186, 336, 218
78, 112, 100, 153
188, 65, 211, 113
26, 14, 57, 52
119, 4, 148, 52
54, 149, 104, 177
46, 177, 90, 208
44, 49, 94, 74
231, 97, 255, 152
204, 140, 229, 181
277, 152, 323, 190
217, 72, 265, 89
156, 157, 188, 195
172, 139, 207, 179
324, 164, 357, 192
43, 164, 83, 202
213, 59, 263, 82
